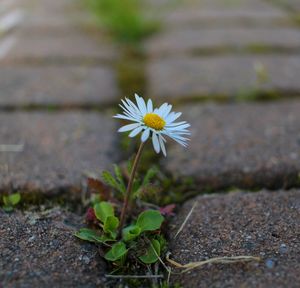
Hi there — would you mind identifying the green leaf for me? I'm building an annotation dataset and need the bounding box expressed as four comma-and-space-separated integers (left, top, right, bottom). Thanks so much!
142, 167, 158, 186
102, 170, 119, 190
9, 193, 21, 206
2, 195, 10, 207
113, 164, 126, 194
94, 202, 114, 223
2, 193, 21, 211
75, 228, 114, 244
104, 216, 119, 239
104, 242, 127, 262
139, 239, 161, 264
132, 179, 141, 197
122, 225, 141, 242
2, 206, 13, 213
136, 210, 164, 232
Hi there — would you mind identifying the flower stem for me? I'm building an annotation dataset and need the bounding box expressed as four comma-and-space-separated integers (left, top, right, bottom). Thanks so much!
118, 141, 146, 235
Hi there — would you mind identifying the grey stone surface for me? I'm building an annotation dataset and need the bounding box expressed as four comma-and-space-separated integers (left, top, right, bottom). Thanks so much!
163, 9, 291, 26
0, 112, 119, 194
146, 27, 300, 55
19, 13, 92, 34
147, 55, 300, 99
169, 189, 300, 288
146, 0, 290, 26
2, 32, 116, 62
162, 100, 300, 190
0, 208, 106, 287
0, 65, 119, 107
278, 0, 300, 11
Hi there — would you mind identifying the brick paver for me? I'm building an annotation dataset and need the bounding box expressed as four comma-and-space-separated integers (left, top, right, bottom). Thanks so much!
0, 112, 119, 194
169, 189, 300, 287
148, 55, 300, 100
146, 0, 300, 99
162, 100, 300, 191
0, 65, 119, 107
0, 208, 106, 287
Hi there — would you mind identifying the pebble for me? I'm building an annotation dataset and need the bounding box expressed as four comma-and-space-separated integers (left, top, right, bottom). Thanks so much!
79, 255, 91, 264
265, 258, 276, 269
28, 236, 35, 242
279, 243, 288, 254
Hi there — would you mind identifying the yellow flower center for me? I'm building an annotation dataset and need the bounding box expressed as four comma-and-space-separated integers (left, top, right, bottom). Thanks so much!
143, 113, 166, 130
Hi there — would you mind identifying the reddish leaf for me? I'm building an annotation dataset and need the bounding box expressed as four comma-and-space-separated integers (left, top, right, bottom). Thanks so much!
86, 207, 96, 222
87, 177, 111, 201
88, 177, 105, 191
159, 204, 176, 216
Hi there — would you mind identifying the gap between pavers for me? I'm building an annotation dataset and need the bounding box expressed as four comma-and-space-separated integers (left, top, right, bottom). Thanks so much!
0, 111, 120, 196
161, 100, 300, 191
0, 208, 107, 287
168, 189, 300, 287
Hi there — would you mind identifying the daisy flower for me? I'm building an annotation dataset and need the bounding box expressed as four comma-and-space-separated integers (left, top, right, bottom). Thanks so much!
114, 94, 190, 156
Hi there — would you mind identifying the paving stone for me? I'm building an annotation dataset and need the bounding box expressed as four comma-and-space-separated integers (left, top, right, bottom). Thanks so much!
145, 27, 300, 55
278, 0, 300, 12
19, 13, 91, 34
169, 189, 300, 288
18, 0, 94, 34
146, 0, 289, 26
162, 100, 300, 190
0, 112, 119, 194
147, 55, 300, 99
0, 65, 119, 107
0, 208, 106, 287
2, 32, 116, 62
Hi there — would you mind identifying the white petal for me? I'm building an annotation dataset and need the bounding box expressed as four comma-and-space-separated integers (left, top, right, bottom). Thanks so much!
123, 99, 142, 118
129, 126, 143, 137
165, 112, 182, 124
141, 128, 150, 142
126, 98, 143, 117
157, 103, 169, 116
161, 104, 172, 118
158, 135, 167, 156
168, 134, 189, 147
135, 94, 147, 115
120, 101, 138, 118
166, 123, 190, 131
114, 114, 137, 121
165, 121, 188, 127
152, 133, 160, 153
147, 99, 153, 113
118, 123, 140, 132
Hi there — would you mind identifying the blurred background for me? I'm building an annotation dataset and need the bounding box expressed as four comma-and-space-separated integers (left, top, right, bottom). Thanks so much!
2, 0, 300, 102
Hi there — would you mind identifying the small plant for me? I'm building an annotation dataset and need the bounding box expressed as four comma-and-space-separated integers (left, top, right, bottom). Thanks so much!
76, 94, 190, 277
2, 192, 21, 212
86, 0, 159, 44
76, 94, 259, 284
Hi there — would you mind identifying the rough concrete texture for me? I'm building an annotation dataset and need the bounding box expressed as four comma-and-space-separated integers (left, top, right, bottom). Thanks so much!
146, 27, 300, 55
278, 0, 300, 11
0, 65, 119, 107
169, 189, 300, 287
2, 32, 116, 62
162, 100, 300, 191
148, 55, 300, 99
146, 0, 289, 26
0, 112, 119, 194
0, 208, 106, 287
